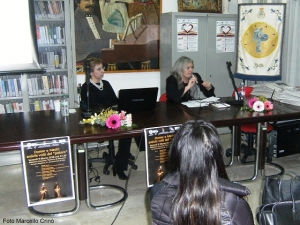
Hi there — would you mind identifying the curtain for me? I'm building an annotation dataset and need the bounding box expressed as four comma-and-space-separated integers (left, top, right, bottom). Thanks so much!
237, 0, 300, 86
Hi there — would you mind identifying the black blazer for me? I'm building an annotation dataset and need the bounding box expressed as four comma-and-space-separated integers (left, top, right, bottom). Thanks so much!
166, 73, 215, 103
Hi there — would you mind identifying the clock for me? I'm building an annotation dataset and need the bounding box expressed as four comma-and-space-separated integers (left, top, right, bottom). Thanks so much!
242, 22, 278, 58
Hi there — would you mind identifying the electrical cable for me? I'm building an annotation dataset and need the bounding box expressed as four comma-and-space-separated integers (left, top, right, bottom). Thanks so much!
110, 110, 158, 225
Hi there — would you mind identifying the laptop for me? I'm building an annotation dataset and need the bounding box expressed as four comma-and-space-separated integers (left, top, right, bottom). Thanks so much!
118, 87, 159, 113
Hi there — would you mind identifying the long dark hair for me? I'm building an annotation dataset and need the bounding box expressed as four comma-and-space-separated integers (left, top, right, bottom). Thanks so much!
169, 120, 229, 225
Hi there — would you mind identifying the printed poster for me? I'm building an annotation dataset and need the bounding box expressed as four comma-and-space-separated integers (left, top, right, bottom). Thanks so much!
144, 125, 181, 187
216, 21, 235, 53
21, 136, 74, 207
177, 18, 198, 52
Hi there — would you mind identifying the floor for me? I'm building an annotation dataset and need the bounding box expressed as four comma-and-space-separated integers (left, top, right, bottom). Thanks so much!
1, 133, 300, 225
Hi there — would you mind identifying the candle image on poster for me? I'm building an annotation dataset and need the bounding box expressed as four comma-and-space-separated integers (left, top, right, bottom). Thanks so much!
177, 18, 198, 52
216, 21, 235, 53
144, 125, 181, 187
21, 136, 74, 207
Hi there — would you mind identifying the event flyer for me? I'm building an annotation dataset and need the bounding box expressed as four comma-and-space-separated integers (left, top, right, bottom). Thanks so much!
21, 136, 74, 207
144, 125, 181, 187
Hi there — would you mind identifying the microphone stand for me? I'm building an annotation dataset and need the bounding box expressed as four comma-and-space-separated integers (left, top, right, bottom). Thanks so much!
81, 59, 92, 118
225, 61, 244, 105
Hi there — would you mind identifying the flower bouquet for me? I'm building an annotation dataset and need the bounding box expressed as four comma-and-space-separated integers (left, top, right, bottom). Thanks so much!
241, 95, 273, 112
79, 108, 137, 129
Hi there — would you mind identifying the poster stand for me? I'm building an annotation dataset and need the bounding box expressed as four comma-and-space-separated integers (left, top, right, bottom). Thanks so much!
144, 124, 181, 187
21, 136, 80, 216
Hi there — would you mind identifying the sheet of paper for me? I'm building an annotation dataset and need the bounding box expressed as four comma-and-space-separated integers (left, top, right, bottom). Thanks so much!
181, 100, 209, 108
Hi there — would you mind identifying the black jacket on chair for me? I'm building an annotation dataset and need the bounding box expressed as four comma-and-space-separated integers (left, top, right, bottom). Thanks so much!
150, 173, 254, 225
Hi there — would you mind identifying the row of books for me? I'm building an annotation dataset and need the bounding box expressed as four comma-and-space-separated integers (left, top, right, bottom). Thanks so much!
27, 74, 68, 96
36, 24, 65, 45
0, 98, 63, 114
34, 1, 65, 20
0, 77, 22, 98
29, 99, 59, 112
38, 47, 67, 69
0, 102, 24, 114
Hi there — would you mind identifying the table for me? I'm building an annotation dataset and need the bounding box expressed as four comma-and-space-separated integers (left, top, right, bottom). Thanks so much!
1, 99, 300, 215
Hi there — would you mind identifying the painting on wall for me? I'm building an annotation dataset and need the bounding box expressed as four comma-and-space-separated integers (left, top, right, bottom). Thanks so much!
74, 0, 160, 73
178, 0, 222, 13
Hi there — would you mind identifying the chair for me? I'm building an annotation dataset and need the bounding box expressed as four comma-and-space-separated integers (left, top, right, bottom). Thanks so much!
240, 123, 273, 163
159, 93, 167, 102
227, 87, 274, 163
88, 140, 137, 175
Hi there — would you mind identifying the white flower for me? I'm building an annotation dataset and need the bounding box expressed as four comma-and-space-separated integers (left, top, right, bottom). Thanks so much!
253, 101, 265, 112
125, 114, 132, 127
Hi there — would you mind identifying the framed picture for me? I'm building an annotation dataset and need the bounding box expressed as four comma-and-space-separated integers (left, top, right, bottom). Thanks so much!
74, 0, 161, 73
178, 0, 222, 13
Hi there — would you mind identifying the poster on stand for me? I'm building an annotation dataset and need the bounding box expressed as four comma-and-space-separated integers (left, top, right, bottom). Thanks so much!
144, 125, 181, 187
21, 136, 74, 207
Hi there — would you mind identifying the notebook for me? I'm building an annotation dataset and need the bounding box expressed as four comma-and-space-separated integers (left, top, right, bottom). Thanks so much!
118, 87, 158, 113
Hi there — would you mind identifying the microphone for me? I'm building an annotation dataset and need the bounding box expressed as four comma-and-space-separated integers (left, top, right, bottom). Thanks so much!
268, 89, 275, 103
192, 74, 198, 83
81, 59, 92, 118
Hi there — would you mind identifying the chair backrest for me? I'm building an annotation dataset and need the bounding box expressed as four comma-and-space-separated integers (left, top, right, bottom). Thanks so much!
159, 93, 167, 102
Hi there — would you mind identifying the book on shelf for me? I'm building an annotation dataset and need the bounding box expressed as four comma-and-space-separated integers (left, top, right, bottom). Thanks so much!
27, 78, 33, 96
0, 104, 5, 114
5, 103, 12, 113
36, 25, 42, 45
16, 78, 22, 97
0, 101, 22, 114
9, 79, 15, 97
34, 100, 41, 111
34, 1, 64, 20
42, 76, 50, 95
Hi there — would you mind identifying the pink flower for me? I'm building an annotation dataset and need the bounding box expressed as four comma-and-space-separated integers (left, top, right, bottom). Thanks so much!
119, 110, 126, 120
252, 101, 265, 112
106, 114, 121, 129
264, 101, 273, 111
248, 97, 259, 108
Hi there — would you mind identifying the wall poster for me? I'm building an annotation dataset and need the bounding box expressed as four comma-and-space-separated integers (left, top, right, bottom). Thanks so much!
21, 136, 74, 207
144, 124, 181, 187
216, 21, 235, 53
177, 18, 198, 52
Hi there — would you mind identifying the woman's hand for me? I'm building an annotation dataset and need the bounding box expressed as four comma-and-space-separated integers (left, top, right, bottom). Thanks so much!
188, 76, 198, 88
202, 81, 212, 90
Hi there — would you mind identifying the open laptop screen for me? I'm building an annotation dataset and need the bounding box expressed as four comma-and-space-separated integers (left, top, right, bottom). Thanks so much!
118, 87, 158, 113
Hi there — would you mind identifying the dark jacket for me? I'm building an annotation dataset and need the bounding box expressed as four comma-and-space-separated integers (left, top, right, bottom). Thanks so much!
166, 73, 215, 103
80, 80, 118, 112
150, 173, 254, 225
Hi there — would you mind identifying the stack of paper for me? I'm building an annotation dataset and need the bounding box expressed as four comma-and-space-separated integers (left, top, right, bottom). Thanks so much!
181, 97, 220, 108
251, 83, 300, 106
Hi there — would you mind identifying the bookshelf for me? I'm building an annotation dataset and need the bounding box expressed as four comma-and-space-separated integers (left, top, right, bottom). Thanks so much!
0, 0, 76, 114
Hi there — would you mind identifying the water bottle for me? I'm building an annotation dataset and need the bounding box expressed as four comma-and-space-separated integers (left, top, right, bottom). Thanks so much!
240, 82, 245, 99
61, 95, 69, 116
